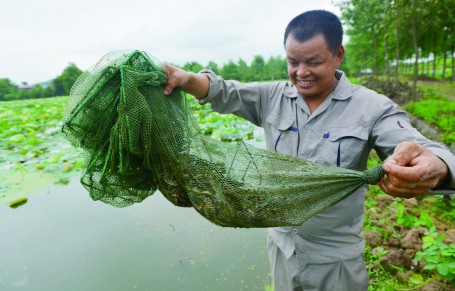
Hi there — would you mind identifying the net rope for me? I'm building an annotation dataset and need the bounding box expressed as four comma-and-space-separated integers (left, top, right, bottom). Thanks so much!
62, 50, 386, 228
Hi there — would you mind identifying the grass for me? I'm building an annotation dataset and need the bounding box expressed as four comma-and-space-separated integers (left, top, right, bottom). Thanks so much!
405, 100, 455, 144
403, 82, 455, 145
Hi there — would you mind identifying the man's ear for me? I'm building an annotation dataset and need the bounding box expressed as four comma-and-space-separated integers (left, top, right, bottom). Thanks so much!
336, 45, 345, 66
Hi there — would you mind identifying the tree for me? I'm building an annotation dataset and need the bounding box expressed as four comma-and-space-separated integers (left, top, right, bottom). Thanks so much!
339, 0, 455, 87
29, 85, 47, 99
237, 58, 250, 82
182, 61, 203, 73
266, 56, 288, 80
0, 78, 18, 101
250, 55, 266, 81
52, 63, 83, 96
206, 61, 220, 75
220, 60, 240, 80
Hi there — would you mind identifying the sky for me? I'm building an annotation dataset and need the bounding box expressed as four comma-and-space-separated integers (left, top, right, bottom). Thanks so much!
0, 0, 341, 85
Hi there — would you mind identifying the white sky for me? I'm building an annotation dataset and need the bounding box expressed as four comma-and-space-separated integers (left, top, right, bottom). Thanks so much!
0, 0, 341, 84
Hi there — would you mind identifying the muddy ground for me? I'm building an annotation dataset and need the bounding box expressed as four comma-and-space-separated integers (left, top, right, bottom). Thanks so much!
363, 195, 454, 290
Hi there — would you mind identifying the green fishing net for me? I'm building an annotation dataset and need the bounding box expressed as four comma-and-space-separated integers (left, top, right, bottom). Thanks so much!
62, 50, 385, 228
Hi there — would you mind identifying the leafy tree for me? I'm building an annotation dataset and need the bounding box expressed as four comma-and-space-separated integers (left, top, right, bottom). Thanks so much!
206, 61, 220, 75
250, 55, 266, 81
52, 63, 83, 96
3, 93, 20, 101
29, 85, 47, 99
266, 56, 288, 80
220, 60, 240, 80
339, 0, 454, 91
340, 0, 388, 75
19, 88, 33, 100
0, 78, 18, 101
237, 58, 250, 82
182, 61, 203, 73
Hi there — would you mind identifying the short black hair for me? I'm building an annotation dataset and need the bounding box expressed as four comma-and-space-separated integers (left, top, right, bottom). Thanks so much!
284, 10, 343, 55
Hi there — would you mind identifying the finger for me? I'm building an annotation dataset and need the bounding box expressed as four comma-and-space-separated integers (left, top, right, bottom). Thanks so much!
384, 142, 422, 167
163, 78, 178, 96
383, 163, 435, 182
163, 63, 174, 76
163, 64, 174, 95
379, 178, 428, 198
383, 172, 436, 189
163, 84, 173, 95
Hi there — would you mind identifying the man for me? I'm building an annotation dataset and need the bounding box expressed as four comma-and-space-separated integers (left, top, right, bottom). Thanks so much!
163, 10, 455, 291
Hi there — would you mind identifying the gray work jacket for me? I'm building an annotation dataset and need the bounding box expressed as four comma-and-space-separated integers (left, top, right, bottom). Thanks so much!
199, 70, 455, 262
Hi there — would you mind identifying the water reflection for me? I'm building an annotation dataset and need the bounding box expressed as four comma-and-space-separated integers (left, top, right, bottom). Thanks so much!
0, 177, 270, 290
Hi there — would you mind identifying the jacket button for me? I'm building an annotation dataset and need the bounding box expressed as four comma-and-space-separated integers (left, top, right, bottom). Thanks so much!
293, 229, 298, 233
304, 124, 311, 130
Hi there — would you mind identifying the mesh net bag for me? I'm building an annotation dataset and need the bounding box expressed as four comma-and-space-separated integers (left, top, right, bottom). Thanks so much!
62, 50, 386, 228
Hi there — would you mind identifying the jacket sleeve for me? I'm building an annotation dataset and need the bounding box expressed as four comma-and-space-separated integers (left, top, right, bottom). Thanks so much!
197, 70, 283, 127
370, 95, 455, 191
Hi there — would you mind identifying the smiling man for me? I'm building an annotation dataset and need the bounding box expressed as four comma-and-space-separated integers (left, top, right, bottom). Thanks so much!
285, 32, 343, 113
164, 10, 455, 291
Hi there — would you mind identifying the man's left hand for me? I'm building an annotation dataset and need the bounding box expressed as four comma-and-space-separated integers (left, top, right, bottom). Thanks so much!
379, 141, 449, 198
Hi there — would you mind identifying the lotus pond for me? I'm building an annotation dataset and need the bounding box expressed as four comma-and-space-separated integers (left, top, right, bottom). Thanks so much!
0, 96, 271, 290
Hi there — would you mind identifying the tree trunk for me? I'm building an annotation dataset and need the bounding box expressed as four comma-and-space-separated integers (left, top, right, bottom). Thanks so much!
411, 0, 418, 101
421, 56, 425, 76
394, 6, 400, 83
442, 50, 447, 81
433, 54, 437, 79
385, 35, 390, 89
452, 42, 454, 83
426, 54, 430, 77
372, 25, 377, 77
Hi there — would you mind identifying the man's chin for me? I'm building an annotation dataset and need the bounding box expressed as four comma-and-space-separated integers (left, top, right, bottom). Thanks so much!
297, 88, 316, 98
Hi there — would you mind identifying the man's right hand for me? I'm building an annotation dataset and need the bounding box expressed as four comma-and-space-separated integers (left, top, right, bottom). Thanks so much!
163, 64, 190, 96
163, 64, 210, 99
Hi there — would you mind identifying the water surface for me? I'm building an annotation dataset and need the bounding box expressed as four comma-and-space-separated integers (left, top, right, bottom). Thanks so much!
0, 177, 271, 290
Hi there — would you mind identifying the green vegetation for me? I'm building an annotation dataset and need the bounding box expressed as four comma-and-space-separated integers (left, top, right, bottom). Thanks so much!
181, 52, 350, 82
339, 0, 454, 103
52, 63, 83, 96
0, 52, 348, 103
363, 190, 454, 290
0, 97, 83, 203
1, 93, 453, 289
414, 226, 455, 282
339, 0, 454, 79
0, 63, 82, 101
405, 99, 455, 144
182, 55, 288, 82
0, 1, 452, 289
0, 95, 258, 206
192, 98, 257, 142
351, 143, 454, 290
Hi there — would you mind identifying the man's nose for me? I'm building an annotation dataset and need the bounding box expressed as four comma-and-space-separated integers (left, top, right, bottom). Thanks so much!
296, 64, 309, 76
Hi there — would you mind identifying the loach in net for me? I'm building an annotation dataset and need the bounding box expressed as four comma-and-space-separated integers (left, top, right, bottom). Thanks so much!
62, 50, 386, 228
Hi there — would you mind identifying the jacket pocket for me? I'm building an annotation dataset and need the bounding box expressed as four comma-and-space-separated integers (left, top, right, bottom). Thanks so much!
327, 125, 370, 169
266, 113, 298, 156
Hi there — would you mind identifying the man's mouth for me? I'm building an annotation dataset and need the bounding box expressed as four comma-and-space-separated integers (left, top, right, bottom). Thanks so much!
297, 79, 315, 88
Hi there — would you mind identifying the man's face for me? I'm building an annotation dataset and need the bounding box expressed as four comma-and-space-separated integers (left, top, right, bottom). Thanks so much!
285, 33, 344, 101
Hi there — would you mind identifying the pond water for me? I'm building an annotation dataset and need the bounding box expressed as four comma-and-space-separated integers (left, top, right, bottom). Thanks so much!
0, 177, 271, 290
